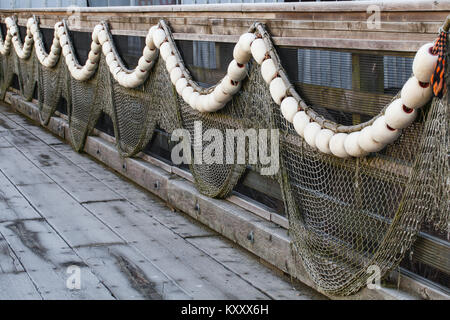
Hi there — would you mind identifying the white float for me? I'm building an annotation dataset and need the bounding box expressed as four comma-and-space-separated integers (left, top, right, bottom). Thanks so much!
401, 76, 432, 109
280, 97, 298, 123
261, 58, 277, 84
238, 33, 256, 52
165, 54, 178, 73
213, 85, 232, 104
182, 86, 194, 104
304, 122, 322, 149
152, 28, 166, 48
344, 132, 368, 157
250, 38, 268, 65
292, 111, 311, 138
315, 129, 334, 154
329, 133, 349, 158
233, 43, 251, 65
384, 98, 417, 129
358, 126, 385, 153
221, 76, 241, 95
269, 77, 286, 105
227, 60, 247, 82
159, 41, 172, 61
412, 42, 438, 83
175, 78, 188, 95
371, 116, 401, 144
170, 67, 183, 85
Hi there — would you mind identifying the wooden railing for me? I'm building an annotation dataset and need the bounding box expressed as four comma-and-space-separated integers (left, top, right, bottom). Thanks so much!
1, 1, 449, 52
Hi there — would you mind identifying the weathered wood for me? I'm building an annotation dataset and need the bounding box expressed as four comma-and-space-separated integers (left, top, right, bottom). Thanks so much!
0, 233, 24, 273
0, 172, 41, 222
0, 219, 114, 300
3, 1, 450, 52
83, 199, 272, 300
187, 235, 325, 300
5, 136, 125, 204
0, 137, 11, 148
0, 273, 42, 300
74, 244, 191, 300
0, 145, 54, 185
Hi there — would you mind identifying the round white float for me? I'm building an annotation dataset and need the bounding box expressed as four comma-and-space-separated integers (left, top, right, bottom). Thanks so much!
412, 42, 438, 83
175, 78, 188, 95
227, 60, 247, 82
221, 76, 241, 95
152, 28, 166, 49
384, 98, 417, 129
315, 129, 334, 154
250, 38, 268, 65
238, 33, 256, 52
138, 56, 153, 72
358, 126, 385, 153
280, 97, 298, 123
143, 46, 157, 61
344, 132, 368, 157
189, 91, 200, 110
102, 41, 112, 56
165, 54, 178, 73
269, 77, 286, 105
159, 42, 172, 61
401, 76, 432, 109
233, 43, 251, 65
182, 86, 194, 104
329, 133, 349, 158
304, 122, 322, 149
261, 59, 277, 84
213, 85, 231, 104
292, 111, 311, 138
92, 25, 104, 44
170, 67, 183, 85
371, 116, 401, 144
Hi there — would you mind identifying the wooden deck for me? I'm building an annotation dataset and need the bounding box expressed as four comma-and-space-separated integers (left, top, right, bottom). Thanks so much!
0, 102, 325, 300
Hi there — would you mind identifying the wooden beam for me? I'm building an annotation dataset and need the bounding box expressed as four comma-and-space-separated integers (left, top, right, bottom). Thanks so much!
1, 2, 449, 53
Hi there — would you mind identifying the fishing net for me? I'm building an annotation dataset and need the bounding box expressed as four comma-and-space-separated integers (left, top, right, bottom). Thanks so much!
0, 22, 448, 296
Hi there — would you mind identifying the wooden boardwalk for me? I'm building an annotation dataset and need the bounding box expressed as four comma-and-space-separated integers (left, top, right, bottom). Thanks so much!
0, 102, 324, 300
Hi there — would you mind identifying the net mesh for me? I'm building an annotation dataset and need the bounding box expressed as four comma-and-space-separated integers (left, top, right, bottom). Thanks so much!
0, 28, 448, 296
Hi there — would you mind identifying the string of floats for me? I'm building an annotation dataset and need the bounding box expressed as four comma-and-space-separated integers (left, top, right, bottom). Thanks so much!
0, 15, 443, 158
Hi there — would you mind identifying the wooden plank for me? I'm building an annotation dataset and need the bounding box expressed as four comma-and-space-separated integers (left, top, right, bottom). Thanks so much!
3, 2, 449, 53
0, 139, 124, 247
0, 233, 24, 274
0, 171, 42, 223
0, 137, 11, 148
14, 183, 124, 248
83, 200, 271, 300
74, 245, 191, 300
0, 145, 54, 186
83, 136, 170, 202
83, 170, 214, 238
51, 143, 96, 165
0, 273, 42, 300
187, 235, 325, 300
0, 117, 124, 204
5, 138, 125, 204
0, 114, 19, 132
0, 219, 114, 300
